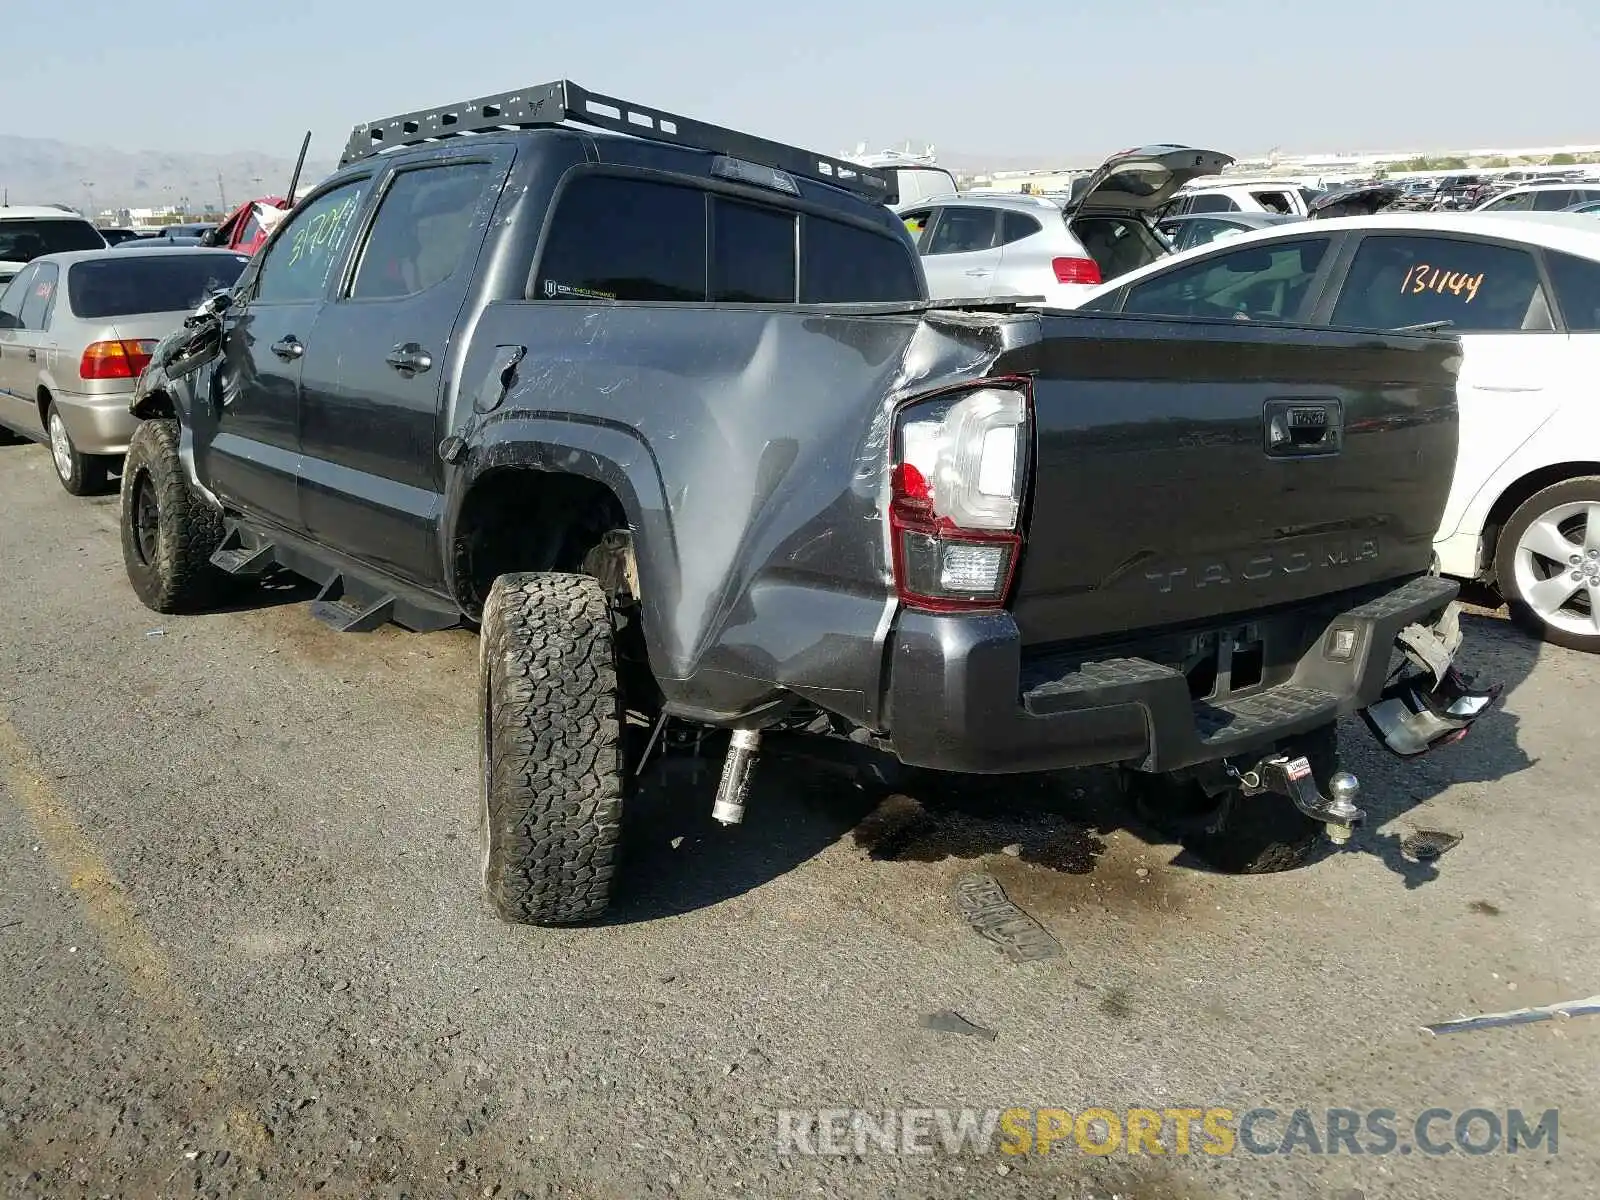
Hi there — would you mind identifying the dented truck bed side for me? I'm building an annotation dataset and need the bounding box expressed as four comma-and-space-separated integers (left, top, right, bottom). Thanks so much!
445, 300, 1462, 770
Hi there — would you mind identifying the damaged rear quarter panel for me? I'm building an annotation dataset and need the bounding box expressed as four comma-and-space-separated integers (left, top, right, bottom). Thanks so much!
447, 301, 1029, 725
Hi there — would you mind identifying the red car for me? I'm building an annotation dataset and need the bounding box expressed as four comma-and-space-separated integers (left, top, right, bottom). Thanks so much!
208, 197, 292, 255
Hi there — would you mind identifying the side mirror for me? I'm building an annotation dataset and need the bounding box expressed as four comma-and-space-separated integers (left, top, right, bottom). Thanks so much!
184, 288, 233, 328
165, 323, 223, 381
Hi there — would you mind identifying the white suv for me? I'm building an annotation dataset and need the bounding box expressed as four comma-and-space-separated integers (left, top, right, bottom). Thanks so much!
897, 145, 1231, 308
0, 207, 107, 285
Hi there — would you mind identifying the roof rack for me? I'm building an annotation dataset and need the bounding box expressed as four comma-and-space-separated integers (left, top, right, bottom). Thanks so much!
340, 80, 898, 205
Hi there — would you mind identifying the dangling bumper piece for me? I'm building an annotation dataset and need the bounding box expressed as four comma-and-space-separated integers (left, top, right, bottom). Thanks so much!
1359, 605, 1502, 757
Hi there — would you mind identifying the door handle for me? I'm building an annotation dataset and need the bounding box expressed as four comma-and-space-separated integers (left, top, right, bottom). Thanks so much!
26, 348, 36, 362
385, 343, 433, 376
964, 268, 992, 277
270, 336, 303, 361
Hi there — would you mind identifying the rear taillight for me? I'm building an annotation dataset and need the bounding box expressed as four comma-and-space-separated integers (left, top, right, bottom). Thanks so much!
889, 380, 1031, 612
80, 339, 156, 380
1051, 256, 1101, 285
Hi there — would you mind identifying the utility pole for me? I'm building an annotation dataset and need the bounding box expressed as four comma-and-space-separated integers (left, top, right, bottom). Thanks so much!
216, 171, 227, 214
81, 179, 95, 219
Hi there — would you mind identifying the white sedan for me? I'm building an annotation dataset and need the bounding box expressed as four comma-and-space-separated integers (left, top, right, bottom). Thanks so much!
1076, 211, 1600, 651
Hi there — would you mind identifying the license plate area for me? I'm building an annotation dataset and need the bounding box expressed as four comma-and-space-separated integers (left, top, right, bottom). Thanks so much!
1182, 623, 1265, 701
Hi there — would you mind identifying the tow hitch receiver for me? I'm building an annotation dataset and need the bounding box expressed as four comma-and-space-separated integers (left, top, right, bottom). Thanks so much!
1231, 757, 1365, 845
1361, 664, 1501, 757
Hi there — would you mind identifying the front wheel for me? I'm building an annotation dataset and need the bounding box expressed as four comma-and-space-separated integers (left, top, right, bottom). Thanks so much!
1495, 476, 1600, 653
119, 418, 226, 613
1126, 724, 1338, 874
479, 572, 628, 925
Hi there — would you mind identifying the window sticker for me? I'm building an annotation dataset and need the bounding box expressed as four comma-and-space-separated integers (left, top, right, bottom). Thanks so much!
542, 279, 616, 301
1401, 263, 1483, 304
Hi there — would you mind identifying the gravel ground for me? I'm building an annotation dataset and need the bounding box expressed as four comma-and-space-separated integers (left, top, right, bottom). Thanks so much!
1, 440, 1596, 1200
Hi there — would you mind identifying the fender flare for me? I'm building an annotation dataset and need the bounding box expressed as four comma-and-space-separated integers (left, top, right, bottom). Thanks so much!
128, 367, 223, 510
443, 413, 681, 649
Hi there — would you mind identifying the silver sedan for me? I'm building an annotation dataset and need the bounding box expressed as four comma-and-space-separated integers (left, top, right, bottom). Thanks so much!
0, 246, 249, 494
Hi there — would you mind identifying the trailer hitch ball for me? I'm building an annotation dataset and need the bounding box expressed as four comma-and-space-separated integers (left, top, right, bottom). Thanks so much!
1325, 771, 1362, 845
1246, 754, 1366, 846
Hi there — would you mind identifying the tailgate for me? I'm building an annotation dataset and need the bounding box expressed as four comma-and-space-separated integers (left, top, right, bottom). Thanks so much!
998, 314, 1460, 647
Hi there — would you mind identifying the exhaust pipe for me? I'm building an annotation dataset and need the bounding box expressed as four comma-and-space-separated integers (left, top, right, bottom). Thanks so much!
712, 728, 762, 825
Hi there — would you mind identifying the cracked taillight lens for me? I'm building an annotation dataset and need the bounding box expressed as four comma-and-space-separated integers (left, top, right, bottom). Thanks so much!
890, 381, 1030, 611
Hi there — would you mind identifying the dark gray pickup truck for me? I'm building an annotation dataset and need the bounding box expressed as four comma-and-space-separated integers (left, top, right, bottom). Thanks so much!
121, 81, 1497, 925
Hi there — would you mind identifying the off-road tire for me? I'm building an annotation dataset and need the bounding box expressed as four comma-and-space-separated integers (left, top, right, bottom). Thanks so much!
1495, 476, 1600, 654
479, 572, 627, 925
1127, 724, 1338, 874
119, 418, 226, 613
46, 401, 112, 496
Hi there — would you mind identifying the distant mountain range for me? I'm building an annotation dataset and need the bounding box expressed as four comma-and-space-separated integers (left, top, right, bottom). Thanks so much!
0, 134, 338, 216
0, 132, 1083, 218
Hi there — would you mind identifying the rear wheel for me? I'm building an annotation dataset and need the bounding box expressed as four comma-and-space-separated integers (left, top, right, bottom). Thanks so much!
46, 402, 111, 496
479, 572, 629, 925
1126, 724, 1337, 874
1495, 476, 1600, 653
119, 418, 226, 613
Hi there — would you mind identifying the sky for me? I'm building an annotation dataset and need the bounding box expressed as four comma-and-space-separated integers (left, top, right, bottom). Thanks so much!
11, 0, 1599, 164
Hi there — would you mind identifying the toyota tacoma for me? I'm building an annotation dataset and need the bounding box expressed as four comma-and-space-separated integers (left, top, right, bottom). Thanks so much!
119, 80, 1497, 924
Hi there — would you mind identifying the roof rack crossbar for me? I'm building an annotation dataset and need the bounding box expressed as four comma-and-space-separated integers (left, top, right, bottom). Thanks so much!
340, 80, 898, 204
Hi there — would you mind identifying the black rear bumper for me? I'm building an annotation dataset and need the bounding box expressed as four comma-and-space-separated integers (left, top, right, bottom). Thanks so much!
883, 574, 1459, 774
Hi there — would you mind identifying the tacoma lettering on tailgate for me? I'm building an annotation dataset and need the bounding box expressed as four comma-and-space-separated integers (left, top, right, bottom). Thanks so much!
1144, 538, 1380, 594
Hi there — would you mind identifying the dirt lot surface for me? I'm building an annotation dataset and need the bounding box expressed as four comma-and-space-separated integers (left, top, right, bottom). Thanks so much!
1, 441, 1595, 1199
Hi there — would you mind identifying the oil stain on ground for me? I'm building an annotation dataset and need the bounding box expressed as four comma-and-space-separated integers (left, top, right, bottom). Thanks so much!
851, 771, 1202, 933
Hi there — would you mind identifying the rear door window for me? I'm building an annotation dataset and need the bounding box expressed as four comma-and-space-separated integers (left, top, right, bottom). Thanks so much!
1186, 193, 1240, 214
1122, 237, 1331, 322
1546, 250, 1600, 331
924, 207, 1000, 255
68, 253, 250, 318
350, 161, 496, 300
1484, 190, 1536, 212
1329, 235, 1552, 332
18, 263, 58, 329
535, 174, 706, 302
1532, 189, 1574, 212
0, 265, 35, 327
